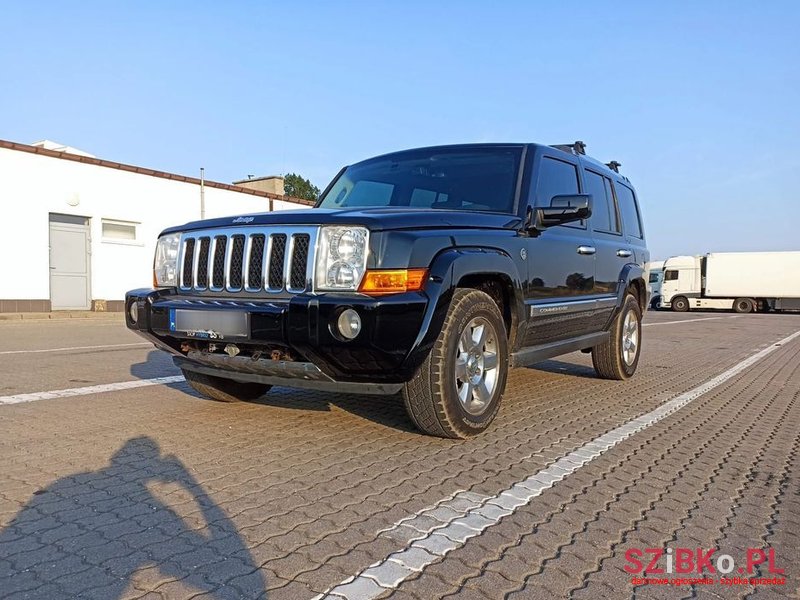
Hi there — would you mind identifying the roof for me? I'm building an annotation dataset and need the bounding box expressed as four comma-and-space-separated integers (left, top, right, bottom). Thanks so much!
0, 139, 315, 207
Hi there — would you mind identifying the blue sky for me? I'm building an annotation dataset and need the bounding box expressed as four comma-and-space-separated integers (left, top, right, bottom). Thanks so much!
2, 1, 798, 259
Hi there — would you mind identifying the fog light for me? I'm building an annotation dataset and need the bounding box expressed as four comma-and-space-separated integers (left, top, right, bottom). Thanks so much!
128, 301, 138, 324
336, 309, 362, 340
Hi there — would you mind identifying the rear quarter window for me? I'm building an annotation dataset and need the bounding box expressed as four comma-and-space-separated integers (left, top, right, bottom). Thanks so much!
615, 182, 643, 239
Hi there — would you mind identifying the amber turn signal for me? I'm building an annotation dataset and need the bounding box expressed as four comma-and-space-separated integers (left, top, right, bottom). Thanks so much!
358, 269, 428, 295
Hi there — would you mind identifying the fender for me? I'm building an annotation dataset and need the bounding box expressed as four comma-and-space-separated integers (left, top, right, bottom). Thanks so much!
606, 262, 647, 328
403, 247, 527, 373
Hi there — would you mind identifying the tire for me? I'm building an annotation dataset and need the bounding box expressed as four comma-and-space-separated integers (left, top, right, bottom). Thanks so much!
650, 295, 661, 310
402, 289, 509, 439
733, 297, 754, 314
181, 369, 271, 402
592, 294, 642, 380
671, 296, 689, 312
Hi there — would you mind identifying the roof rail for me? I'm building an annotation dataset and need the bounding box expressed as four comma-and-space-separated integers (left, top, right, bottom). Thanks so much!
550, 140, 586, 156
606, 160, 621, 173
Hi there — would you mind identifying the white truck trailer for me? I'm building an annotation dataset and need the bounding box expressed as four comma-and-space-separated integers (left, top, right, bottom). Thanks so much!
659, 251, 800, 313
646, 260, 665, 309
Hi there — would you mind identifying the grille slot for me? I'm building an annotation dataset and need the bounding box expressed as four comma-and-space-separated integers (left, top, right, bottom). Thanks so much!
181, 238, 195, 288
247, 234, 266, 290
197, 237, 210, 289
212, 236, 227, 289
268, 234, 287, 290
290, 234, 310, 290
178, 227, 316, 296
229, 235, 246, 290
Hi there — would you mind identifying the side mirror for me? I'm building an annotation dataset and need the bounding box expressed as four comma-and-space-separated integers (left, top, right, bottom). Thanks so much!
535, 194, 592, 229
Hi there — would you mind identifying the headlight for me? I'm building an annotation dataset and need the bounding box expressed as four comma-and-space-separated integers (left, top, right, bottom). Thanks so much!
153, 233, 182, 287
315, 226, 368, 291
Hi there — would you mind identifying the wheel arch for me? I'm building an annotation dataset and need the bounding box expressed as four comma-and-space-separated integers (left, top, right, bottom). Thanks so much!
404, 248, 526, 371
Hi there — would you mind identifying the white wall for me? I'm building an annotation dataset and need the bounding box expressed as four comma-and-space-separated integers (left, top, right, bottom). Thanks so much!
0, 147, 310, 302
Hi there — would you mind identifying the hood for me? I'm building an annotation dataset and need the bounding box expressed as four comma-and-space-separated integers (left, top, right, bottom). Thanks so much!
161, 207, 523, 235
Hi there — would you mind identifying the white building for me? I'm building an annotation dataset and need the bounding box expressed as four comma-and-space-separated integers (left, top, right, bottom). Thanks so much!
0, 139, 312, 313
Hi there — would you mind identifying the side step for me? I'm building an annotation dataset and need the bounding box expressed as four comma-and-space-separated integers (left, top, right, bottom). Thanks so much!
510, 332, 609, 368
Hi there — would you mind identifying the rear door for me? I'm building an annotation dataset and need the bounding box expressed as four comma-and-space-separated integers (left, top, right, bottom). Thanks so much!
582, 167, 625, 322
613, 180, 649, 269
523, 151, 598, 346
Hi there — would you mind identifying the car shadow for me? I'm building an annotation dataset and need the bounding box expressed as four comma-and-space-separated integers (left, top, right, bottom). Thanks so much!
529, 358, 599, 380
130, 350, 419, 434
0, 437, 266, 599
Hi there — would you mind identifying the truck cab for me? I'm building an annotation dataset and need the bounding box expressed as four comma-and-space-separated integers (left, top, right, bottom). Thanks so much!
659, 255, 701, 311
646, 260, 665, 309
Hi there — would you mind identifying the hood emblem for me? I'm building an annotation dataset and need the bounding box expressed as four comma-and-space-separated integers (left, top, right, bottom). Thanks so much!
232, 216, 255, 224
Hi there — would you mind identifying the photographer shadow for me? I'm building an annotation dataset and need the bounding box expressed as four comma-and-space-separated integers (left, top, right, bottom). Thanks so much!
0, 437, 265, 599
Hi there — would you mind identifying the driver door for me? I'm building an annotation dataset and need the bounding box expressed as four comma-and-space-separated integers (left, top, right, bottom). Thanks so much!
523, 151, 597, 346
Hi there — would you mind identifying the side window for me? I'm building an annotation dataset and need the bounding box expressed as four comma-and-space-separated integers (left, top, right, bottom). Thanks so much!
615, 182, 643, 238
535, 156, 583, 227
535, 157, 580, 207
603, 178, 621, 232
664, 270, 679, 281
583, 170, 619, 234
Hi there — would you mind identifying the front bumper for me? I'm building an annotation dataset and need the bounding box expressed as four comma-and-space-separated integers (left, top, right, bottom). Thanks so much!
125, 288, 430, 391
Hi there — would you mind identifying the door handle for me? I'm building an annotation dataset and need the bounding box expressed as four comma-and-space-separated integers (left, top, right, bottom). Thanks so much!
576, 246, 596, 255
616, 249, 633, 258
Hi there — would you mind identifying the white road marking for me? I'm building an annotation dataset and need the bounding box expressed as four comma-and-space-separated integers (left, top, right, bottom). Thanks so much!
0, 376, 185, 405
316, 329, 800, 599
642, 316, 734, 327
0, 342, 151, 355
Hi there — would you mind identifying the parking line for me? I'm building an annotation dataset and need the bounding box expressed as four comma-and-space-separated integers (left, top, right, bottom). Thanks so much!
316, 328, 800, 600
642, 316, 736, 327
0, 376, 185, 406
0, 342, 151, 355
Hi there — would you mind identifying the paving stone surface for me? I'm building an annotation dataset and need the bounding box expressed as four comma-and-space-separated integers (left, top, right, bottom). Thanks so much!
0, 312, 798, 599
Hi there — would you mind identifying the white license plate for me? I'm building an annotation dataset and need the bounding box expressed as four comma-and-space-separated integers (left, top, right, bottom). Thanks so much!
169, 309, 249, 340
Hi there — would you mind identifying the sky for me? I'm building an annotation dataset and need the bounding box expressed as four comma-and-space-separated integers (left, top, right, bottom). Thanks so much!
1, 1, 798, 260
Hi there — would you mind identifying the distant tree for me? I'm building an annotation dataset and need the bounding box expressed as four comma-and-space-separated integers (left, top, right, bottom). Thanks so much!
284, 173, 320, 201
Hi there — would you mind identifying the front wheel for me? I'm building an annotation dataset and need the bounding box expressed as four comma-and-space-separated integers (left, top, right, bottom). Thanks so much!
592, 294, 642, 380
402, 289, 509, 438
182, 369, 271, 402
671, 296, 690, 312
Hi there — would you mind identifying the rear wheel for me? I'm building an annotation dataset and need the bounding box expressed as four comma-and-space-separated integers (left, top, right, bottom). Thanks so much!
182, 369, 271, 402
671, 296, 689, 312
592, 294, 642, 380
733, 297, 754, 313
402, 289, 508, 439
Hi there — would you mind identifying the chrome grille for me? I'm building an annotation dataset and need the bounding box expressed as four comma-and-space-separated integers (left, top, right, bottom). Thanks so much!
178, 227, 317, 296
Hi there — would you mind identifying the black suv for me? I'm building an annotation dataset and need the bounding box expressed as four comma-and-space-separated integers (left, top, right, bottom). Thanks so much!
126, 142, 649, 438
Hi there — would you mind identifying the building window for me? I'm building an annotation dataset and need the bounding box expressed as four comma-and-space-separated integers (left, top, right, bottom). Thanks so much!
102, 219, 138, 242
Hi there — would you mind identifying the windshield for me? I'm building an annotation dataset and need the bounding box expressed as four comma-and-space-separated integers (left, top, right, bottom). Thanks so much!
317, 147, 522, 213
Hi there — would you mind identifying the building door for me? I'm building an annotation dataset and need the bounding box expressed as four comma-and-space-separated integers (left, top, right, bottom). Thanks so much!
49, 214, 91, 310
